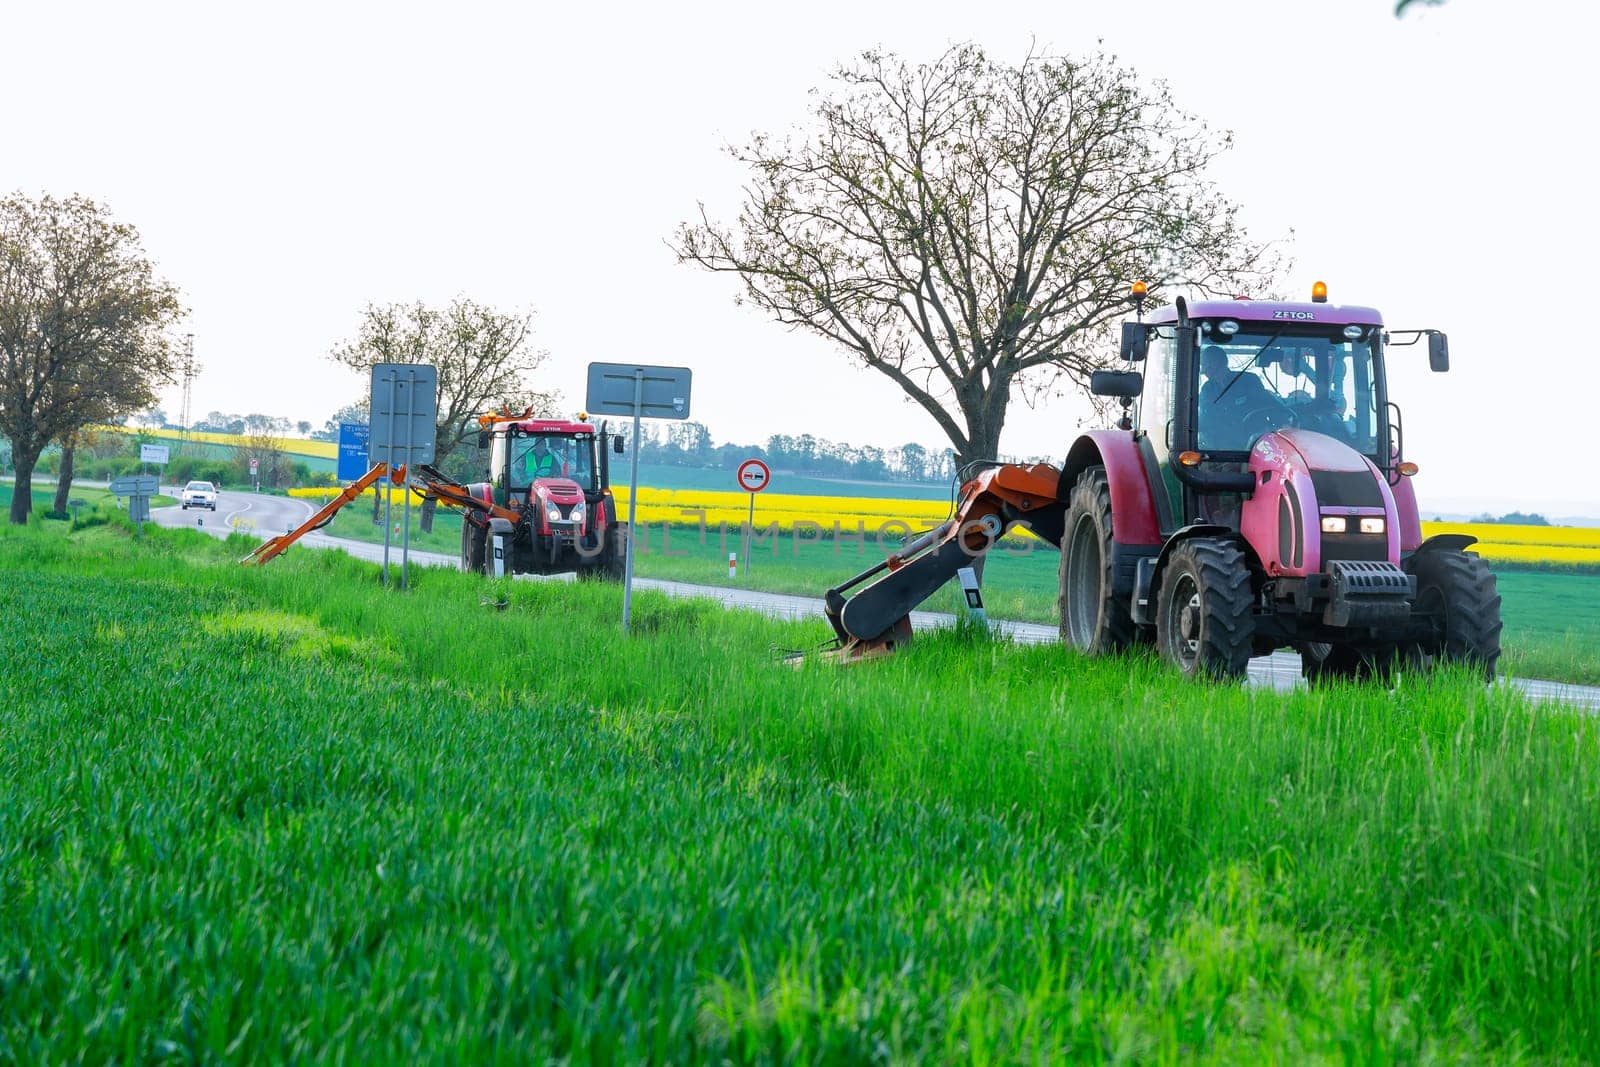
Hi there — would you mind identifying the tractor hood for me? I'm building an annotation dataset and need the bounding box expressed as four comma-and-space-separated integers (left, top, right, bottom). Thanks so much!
1242, 429, 1400, 576
532, 477, 584, 501
1265, 429, 1371, 476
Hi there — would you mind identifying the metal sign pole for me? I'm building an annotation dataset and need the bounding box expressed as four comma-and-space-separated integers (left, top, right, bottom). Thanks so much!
381, 372, 395, 587
400, 373, 414, 590
621, 369, 643, 633
744, 492, 754, 580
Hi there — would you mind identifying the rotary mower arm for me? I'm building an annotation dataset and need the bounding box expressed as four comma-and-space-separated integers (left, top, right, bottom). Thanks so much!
240, 463, 522, 566
820, 463, 1066, 660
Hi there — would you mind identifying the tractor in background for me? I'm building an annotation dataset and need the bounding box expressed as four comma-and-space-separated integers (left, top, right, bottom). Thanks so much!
455, 412, 629, 579
243, 409, 629, 581
822, 282, 1502, 682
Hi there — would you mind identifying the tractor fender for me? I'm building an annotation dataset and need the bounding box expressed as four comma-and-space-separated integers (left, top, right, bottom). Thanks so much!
1135, 524, 1258, 627
1057, 431, 1162, 547
1406, 532, 1477, 561
462, 482, 495, 527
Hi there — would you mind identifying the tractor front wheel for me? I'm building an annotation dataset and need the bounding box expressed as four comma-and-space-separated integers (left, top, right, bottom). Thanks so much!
600, 523, 629, 582
1407, 549, 1502, 680
1059, 467, 1135, 655
1156, 538, 1253, 681
460, 518, 487, 575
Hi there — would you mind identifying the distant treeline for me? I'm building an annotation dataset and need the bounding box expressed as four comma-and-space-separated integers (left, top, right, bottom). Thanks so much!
619, 422, 992, 484
115, 409, 1041, 485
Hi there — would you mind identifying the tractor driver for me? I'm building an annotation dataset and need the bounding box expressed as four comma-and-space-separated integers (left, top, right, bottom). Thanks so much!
522, 437, 560, 481
1198, 344, 1288, 450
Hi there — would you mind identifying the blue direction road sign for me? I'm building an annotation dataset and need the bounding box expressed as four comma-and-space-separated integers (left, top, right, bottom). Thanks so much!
338, 422, 371, 480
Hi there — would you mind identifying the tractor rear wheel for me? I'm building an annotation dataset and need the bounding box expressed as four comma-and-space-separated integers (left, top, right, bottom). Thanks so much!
1059, 467, 1135, 654
1407, 549, 1502, 680
460, 518, 487, 575
1156, 538, 1253, 681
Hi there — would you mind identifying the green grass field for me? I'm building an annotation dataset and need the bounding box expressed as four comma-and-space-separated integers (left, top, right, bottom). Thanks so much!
1, 516, 1597, 1060
317, 499, 1600, 686
0, 482, 175, 515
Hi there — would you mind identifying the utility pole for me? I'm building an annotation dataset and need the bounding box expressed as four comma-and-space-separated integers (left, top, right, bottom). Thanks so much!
178, 333, 199, 440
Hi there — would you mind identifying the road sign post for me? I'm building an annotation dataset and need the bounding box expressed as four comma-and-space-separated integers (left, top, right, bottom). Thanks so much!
369, 364, 438, 589
586, 362, 693, 633
735, 458, 770, 581
109, 474, 159, 539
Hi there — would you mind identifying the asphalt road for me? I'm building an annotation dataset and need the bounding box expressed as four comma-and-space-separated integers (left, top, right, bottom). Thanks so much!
152, 491, 1600, 712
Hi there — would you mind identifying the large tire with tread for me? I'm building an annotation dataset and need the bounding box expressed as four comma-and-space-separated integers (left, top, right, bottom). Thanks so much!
1407, 549, 1502, 680
1059, 467, 1135, 654
460, 517, 487, 575
601, 523, 629, 582
1156, 538, 1254, 680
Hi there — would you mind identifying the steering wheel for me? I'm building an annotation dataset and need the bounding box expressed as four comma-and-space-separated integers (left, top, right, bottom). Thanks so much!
1238, 392, 1295, 438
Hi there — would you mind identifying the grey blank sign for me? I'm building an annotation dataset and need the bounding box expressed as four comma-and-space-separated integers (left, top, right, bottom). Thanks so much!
369, 364, 438, 466
585, 362, 692, 420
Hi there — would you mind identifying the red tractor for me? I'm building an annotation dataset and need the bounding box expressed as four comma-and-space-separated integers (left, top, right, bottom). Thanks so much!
456, 413, 629, 579
241, 411, 632, 580
824, 282, 1503, 682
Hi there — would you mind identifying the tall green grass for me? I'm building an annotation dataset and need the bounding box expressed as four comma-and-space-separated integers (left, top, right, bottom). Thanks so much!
313, 494, 1600, 685
3, 519, 1596, 1061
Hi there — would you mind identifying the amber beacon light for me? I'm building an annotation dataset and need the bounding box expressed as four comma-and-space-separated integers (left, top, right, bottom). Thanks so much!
1311, 281, 1328, 303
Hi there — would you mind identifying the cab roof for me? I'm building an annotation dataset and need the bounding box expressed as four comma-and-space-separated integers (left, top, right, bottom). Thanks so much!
1146, 299, 1384, 326
495, 419, 595, 436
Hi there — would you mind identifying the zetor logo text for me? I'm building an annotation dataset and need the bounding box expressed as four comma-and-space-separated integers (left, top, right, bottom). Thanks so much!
1272, 310, 1317, 320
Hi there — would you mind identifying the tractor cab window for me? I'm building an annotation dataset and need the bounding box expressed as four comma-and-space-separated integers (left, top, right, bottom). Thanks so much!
509, 434, 597, 490
1195, 325, 1381, 457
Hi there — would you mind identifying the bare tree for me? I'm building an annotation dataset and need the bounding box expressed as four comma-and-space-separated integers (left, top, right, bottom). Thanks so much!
328, 299, 558, 468
237, 414, 291, 488
676, 45, 1281, 471
0, 193, 183, 522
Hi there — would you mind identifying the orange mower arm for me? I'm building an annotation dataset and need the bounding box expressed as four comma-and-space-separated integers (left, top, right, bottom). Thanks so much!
240, 463, 401, 565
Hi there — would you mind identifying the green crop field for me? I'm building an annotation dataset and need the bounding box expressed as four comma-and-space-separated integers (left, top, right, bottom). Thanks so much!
1, 514, 1598, 1061
311, 498, 1600, 687
0, 482, 175, 514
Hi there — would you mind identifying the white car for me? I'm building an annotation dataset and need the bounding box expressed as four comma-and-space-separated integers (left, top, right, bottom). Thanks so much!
180, 480, 218, 510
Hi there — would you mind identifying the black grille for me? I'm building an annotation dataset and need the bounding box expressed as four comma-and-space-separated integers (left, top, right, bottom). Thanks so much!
1310, 469, 1384, 509
1321, 531, 1388, 562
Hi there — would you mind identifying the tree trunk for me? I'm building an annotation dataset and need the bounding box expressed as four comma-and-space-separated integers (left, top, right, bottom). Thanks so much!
50, 445, 75, 517
7, 444, 42, 524
952, 383, 1012, 585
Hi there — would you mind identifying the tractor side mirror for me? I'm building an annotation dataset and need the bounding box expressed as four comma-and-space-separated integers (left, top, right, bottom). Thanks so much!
613, 437, 625, 454
477, 431, 490, 449
1119, 322, 1150, 362
1427, 332, 1450, 372
1091, 370, 1144, 398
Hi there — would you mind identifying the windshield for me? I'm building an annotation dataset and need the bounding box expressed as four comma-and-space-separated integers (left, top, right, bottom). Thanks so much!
509, 434, 595, 490
185, 481, 213, 491
1196, 325, 1381, 456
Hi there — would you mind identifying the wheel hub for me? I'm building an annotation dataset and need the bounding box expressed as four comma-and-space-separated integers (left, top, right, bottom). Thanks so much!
1170, 578, 1201, 662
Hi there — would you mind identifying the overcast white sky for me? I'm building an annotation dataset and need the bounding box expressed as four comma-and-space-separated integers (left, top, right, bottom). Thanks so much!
8, 0, 1597, 516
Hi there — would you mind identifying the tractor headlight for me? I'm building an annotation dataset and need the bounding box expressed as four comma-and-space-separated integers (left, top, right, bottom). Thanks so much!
1320, 516, 1347, 534
545, 504, 561, 522
1359, 517, 1386, 535
571, 500, 586, 523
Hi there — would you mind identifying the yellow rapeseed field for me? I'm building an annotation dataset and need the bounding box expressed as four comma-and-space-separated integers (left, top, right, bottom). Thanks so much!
288, 483, 1600, 564
101, 425, 338, 459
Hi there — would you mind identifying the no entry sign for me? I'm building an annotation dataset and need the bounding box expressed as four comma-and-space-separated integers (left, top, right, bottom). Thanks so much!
736, 459, 771, 493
